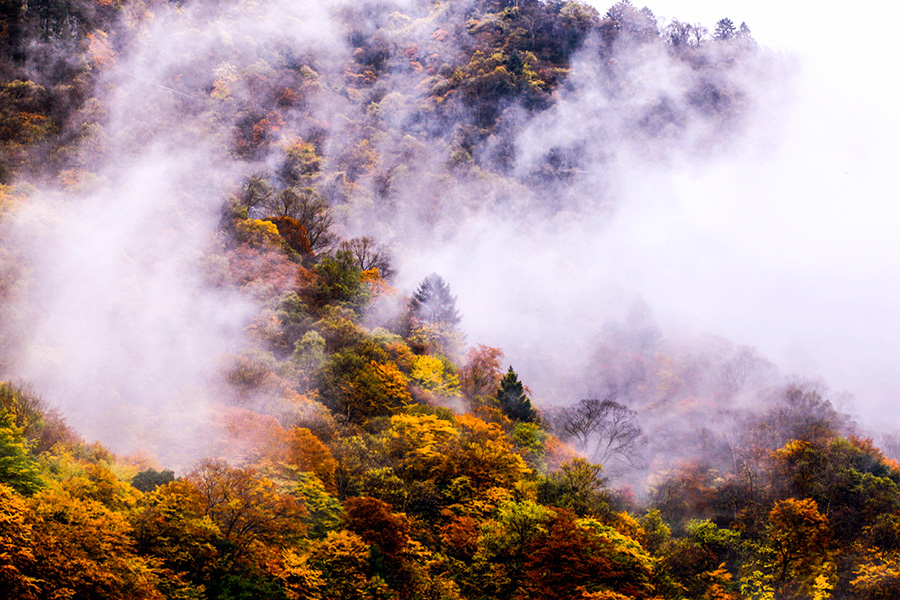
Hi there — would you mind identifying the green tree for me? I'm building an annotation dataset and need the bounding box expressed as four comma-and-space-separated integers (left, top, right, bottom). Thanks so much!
308, 250, 371, 312
536, 458, 612, 518
470, 500, 553, 599
409, 273, 461, 327
0, 410, 42, 496
496, 366, 539, 423
131, 468, 175, 493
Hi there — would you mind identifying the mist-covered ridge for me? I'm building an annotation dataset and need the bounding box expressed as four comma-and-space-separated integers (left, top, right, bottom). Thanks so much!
2, 1, 897, 599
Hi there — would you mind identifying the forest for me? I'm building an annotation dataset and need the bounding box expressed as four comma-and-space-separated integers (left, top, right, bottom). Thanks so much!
1, 0, 898, 599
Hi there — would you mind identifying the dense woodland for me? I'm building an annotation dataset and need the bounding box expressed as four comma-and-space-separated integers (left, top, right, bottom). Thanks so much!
1, 0, 899, 599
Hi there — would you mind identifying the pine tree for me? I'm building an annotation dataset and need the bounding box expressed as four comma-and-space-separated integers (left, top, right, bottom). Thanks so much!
496, 366, 539, 423
714, 18, 736, 41
409, 273, 461, 326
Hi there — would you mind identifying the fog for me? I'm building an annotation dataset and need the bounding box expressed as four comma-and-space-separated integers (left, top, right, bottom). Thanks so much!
401, 1, 900, 429
623, 1, 900, 422
0, 0, 355, 463
2, 0, 898, 468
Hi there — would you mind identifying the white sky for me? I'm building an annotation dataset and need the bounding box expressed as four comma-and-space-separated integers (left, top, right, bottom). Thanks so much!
609, 0, 900, 422
405, 0, 900, 427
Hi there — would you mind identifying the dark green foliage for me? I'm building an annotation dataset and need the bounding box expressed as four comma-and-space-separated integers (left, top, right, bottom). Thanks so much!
536, 458, 612, 517
776, 437, 900, 543
496, 366, 539, 423
307, 250, 370, 312
210, 572, 288, 600
132, 468, 175, 493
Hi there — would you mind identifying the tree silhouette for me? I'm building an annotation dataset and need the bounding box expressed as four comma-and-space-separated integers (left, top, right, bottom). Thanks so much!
555, 397, 643, 467
409, 273, 461, 326
714, 18, 736, 41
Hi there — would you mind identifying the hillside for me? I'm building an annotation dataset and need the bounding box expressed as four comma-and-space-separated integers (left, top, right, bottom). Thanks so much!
1, 1, 898, 599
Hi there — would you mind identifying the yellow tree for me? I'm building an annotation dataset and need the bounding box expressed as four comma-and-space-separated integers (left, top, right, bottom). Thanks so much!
0, 484, 40, 600
308, 530, 373, 600
187, 460, 307, 560
851, 553, 900, 599
452, 414, 531, 490
27, 487, 165, 599
766, 497, 831, 595
411, 354, 461, 397
384, 412, 459, 481
132, 479, 221, 586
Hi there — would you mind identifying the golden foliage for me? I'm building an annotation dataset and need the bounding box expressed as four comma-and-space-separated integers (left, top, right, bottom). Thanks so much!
286, 427, 338, 490
411, 354, 461, 396
236, 218, 282, 247
385, 412, 459, 480
453, 414, 531, 489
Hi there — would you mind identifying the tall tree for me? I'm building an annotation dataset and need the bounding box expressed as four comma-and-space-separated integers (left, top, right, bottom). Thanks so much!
554, 397, 643, 467
408, 273, 461, 326
496, 366, 539, 423
266, 187, 335, 257
714, 18, 736, 41
766, 497, 831, 595
459, 344, 505, 404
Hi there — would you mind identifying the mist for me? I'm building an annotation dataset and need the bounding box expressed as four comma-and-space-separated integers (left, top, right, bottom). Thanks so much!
396, 3, 900, 435
0, 0, 357, 464
1, 0, 896, 473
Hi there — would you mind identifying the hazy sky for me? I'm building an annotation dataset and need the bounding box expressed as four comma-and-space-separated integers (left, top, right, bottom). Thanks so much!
593, 0, 900, 421
405, 0, 900, 426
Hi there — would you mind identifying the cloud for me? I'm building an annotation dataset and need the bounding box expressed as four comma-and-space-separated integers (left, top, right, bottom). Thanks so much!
0, 0, 357, 464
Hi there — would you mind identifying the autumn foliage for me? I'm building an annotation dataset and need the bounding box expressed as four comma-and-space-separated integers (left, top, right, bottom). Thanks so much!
0, 0, 891, 599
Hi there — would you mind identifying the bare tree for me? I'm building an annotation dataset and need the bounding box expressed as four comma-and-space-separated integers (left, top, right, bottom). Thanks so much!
266, 187, 335, 256
663, 20, 707, 48
555, 397, 643, 467
241, 173, 274, 215
339, 236, 394, 280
